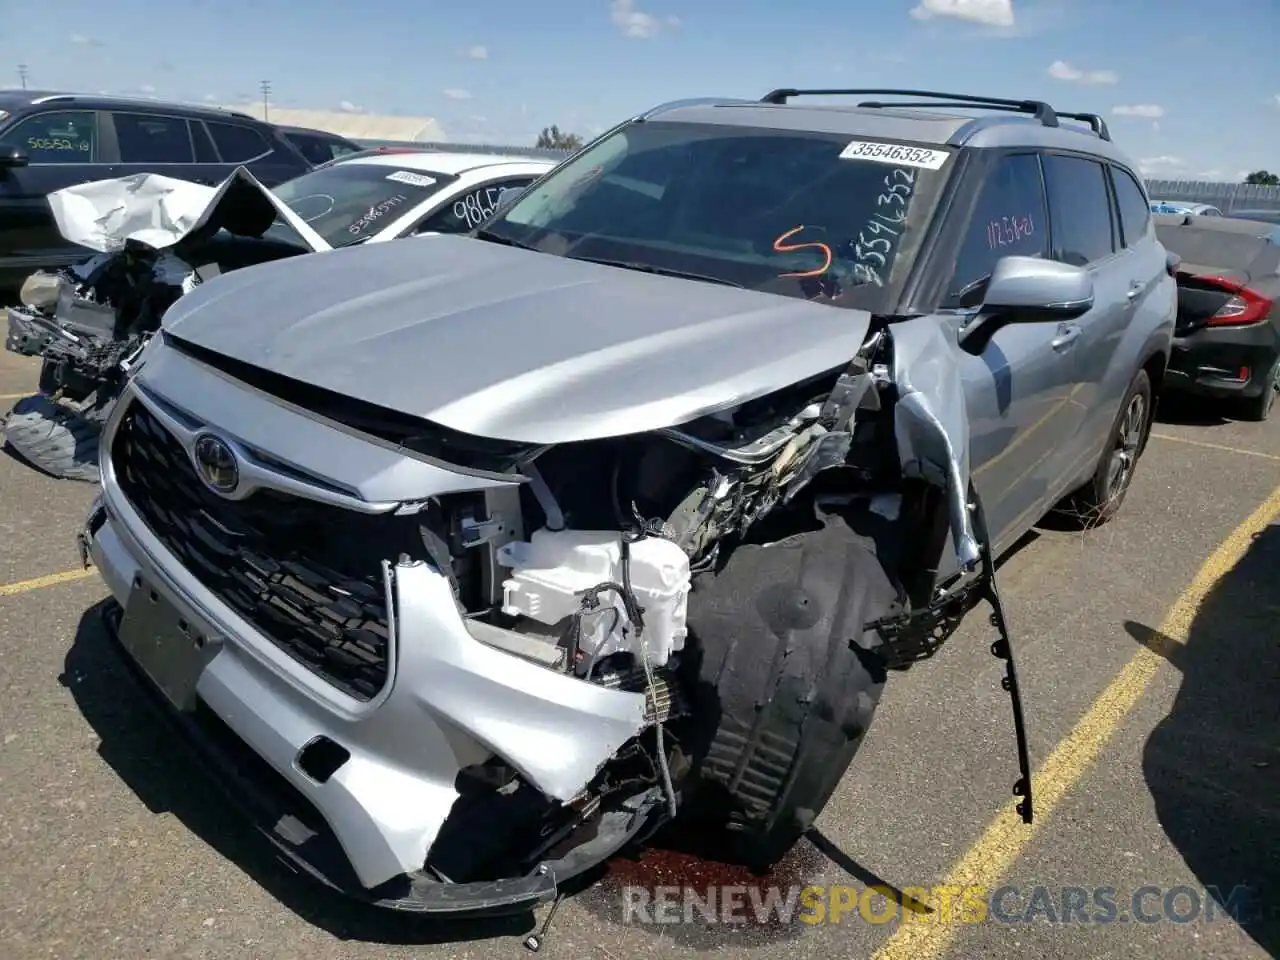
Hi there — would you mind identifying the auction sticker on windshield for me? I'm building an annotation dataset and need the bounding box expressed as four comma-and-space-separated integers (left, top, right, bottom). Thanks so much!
839, 140, 951, 170
386, 171, 437, 187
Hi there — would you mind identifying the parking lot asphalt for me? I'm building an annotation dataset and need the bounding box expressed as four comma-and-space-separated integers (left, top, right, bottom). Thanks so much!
0, 352, 1276, 960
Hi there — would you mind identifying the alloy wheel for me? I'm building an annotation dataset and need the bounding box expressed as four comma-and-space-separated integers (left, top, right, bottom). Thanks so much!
1106, 392, 1146, 499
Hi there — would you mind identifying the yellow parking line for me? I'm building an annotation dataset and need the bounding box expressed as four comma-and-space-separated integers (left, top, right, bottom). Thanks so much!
0, 391, 31, 401
1149, 431, 1280, 462
0, 568, 97, 597
873, 482, 1280, 960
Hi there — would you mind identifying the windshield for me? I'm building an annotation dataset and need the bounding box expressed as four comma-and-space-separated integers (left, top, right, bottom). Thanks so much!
268, 163, 456, 247
479, 120, 954, 310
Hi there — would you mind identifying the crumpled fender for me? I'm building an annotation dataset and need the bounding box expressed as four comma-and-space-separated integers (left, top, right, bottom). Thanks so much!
888, 317, 981, 574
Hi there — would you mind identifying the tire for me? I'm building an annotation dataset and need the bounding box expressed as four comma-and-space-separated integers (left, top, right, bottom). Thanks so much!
1058, 368, 1152, 529
2, 394, 104, 483
1236, 354, 1280, 422
679, 512, 902, 870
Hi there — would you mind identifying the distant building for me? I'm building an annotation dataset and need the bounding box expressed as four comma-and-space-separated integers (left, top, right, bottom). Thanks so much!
223, 104, 447, 143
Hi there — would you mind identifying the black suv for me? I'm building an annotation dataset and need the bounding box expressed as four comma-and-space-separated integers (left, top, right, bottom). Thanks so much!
0, 91, 315, 287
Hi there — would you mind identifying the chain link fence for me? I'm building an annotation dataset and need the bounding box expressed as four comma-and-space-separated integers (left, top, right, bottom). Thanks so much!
1139, 180, 1280, 215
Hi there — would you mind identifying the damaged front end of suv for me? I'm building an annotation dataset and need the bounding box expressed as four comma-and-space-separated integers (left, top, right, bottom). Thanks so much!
78, 104, 1033, 920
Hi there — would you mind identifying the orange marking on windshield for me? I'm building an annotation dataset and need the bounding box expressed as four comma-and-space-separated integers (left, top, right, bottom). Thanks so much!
773, 225, 832, 278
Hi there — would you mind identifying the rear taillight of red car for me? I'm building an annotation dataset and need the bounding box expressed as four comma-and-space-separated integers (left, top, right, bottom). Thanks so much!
1197, 275, 1275, 327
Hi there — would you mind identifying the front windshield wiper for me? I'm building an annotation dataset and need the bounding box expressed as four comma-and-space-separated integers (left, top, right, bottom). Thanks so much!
473, 227, 536, 250
566, 255, 744, 288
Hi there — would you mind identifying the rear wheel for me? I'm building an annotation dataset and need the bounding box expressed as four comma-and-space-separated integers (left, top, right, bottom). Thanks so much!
1236, 354, 1280, 422
1057, 368, 1152, 529
679, 513, 901, 869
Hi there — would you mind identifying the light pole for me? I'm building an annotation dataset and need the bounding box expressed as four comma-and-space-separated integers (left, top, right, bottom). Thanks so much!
18, 64, 29, 89
260, 79, 272, 121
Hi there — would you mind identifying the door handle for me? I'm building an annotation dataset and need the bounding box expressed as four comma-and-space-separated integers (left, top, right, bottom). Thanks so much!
1126, 281, 1144, 301
1051, 324, 1081, 350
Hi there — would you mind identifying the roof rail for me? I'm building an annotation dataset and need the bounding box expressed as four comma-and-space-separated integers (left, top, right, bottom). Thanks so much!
29, 92, 255, 120
638, 96, 759, 120
759, 87, 1062, 129
1057, 111, 1111, 141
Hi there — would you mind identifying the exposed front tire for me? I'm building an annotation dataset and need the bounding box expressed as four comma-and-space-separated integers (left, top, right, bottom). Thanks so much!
2, 394, 104, 483
1058, 368, 1153, 529
680, 512, 901, 869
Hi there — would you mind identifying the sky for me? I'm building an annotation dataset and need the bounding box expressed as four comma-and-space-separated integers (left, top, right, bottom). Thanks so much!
1, 0, 1277, 179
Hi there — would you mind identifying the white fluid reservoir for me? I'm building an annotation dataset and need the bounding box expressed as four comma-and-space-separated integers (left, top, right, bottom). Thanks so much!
496, 529, 691, 667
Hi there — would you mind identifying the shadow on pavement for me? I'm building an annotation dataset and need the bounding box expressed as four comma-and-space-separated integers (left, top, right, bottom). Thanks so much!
1153, 391, 1233, 427
60, 600, 534, 948
1125, 521, 1280, 956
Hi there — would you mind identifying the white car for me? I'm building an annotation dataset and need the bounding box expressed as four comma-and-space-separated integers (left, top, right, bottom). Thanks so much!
268, 149, 559, 246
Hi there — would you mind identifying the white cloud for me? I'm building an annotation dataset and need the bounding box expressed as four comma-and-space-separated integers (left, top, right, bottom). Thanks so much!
610, 0, 678, 38
338, 100, 364, 113
1273, 93, 1280, 106
464, 45, 488, 60
1113, 104, 1164, 118
443, 88, 473, 100
1047, 60, 1118, 85
1197, 168, 1225, 180
138, 84, 156, 94
70, 33, 90, 44
203, 93, 218, 102
909, 0, 1014, 28
1137, 156, 1184, 175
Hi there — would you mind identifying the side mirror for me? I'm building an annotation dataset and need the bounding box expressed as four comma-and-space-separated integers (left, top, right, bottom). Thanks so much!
0, 144, 29, 168
958, 256, 1094, 353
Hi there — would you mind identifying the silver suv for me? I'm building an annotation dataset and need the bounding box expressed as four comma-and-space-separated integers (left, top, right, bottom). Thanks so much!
78, 88, 1175, 919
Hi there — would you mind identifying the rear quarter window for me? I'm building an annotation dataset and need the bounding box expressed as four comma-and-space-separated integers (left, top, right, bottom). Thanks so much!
1111, 167, 1152, 247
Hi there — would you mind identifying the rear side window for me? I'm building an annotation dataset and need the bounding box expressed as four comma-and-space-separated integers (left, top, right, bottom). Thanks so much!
205, 121, 271, 163
112, 113, 195, 163
1, 110, 98, 163
1111, 167, 1151, 247
1042, 155, 1116, 266
943, 153, 1049, 308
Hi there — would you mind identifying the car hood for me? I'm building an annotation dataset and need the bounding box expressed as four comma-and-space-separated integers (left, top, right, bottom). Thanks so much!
161, 234, 874, 444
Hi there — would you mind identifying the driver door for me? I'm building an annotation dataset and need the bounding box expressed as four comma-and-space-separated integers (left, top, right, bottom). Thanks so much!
939, 152, 1083, 550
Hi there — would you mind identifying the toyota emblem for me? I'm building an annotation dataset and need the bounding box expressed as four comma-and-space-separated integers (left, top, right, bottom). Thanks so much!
192, 434, 239, 494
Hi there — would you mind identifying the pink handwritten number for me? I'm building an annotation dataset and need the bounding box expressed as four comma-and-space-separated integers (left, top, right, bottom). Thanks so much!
986, 214, 1035, 250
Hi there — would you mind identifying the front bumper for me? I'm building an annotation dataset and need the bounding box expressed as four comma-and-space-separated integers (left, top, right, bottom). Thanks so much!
79, 379, 662, 912
1165, 323, 1280, 399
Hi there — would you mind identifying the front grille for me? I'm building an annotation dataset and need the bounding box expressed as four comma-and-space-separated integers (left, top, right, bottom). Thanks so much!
110, 399, 426, 700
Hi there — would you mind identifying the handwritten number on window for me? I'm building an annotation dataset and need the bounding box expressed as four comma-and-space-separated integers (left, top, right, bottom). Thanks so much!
985, 213, 1035, 250
850, 168, 917, 287
348, 194, 409, 235
453, 186, 519, 229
